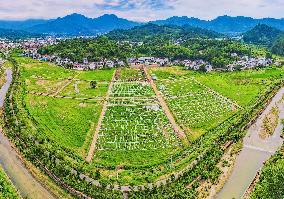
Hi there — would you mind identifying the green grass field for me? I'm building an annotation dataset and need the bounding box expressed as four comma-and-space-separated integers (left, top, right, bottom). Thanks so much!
17, 57, 111, 157
26, 95, 103, 151
150, 66, 284, 140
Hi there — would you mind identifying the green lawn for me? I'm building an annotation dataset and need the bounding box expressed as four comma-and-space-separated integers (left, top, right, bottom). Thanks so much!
18, 57, 75, 80
193, 68, 284, 106
76, 69, 115, 82
25, 95, 103, 154
60, 80, 109, 98
18, 57, 114, 156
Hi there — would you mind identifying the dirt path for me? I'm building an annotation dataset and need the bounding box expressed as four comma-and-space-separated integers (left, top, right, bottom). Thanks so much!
143, 67, 188, 145
51, 75, 78, 96
86, 69, 117, 162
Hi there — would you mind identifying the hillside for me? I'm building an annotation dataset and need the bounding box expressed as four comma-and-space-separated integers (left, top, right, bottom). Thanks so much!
0, 28, 41, 39
27, 13, 140, 35
106, 23, 222, 41
271, 35, 284, 56
0, 19, 49, 30
243, 24, 283, 46
1, 14, 284, 36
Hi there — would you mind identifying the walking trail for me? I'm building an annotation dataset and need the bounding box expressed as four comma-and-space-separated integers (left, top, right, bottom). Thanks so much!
143, 67, 188, 144
86, 69, 117, 162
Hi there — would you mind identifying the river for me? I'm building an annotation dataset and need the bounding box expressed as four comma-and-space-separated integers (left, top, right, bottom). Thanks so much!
0, 69, 55, 199
216, 87, 284, 199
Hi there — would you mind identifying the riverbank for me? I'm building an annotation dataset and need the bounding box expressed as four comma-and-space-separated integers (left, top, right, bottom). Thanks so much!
216, 87, 284, 199
0, 165, 20, 198
0, 69, 56, 199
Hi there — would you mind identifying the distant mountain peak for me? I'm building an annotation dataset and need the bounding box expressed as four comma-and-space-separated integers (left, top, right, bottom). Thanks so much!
25, 13, 139, 35
62, 13, 89, 20
100, 14, 118, 19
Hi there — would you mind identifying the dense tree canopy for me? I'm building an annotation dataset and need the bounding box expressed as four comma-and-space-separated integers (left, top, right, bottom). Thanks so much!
271, 36, 284, 56
243, 24, 283, 46
39, 29, 267, 68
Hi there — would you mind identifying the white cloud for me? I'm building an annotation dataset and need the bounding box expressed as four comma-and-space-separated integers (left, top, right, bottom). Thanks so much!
0, 0, 283, 21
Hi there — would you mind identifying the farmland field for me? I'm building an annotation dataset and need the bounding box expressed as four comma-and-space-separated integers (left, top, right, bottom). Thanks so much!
5, 56, 284, 198
94, 68, 181, 168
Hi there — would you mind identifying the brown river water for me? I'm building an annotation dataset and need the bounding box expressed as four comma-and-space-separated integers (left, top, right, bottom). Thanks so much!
216, 87, 284, 199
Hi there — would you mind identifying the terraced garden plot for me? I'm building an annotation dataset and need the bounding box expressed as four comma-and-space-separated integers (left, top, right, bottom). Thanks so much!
110, 82, 155, 97
92, 68, 182, 166
108, 97, 158, 106
94, 101, 182, 167
156, 78, 238, 140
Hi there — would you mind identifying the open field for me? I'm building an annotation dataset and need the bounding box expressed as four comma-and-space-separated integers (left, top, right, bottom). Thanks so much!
5, 56, 284, 197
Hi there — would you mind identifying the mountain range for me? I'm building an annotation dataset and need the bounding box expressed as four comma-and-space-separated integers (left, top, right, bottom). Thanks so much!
152, 15, 284, 34
1, 13, 284, 36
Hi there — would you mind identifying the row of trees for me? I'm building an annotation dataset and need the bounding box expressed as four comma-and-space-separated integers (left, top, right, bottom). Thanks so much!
0, 167, 20, 199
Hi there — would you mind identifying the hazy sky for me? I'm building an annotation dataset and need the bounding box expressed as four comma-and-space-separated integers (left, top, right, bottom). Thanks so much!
0, 0, 283, 21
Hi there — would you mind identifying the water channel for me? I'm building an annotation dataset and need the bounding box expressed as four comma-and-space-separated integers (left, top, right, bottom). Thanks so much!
217, 87, 284, 199
0, 69, 55, 199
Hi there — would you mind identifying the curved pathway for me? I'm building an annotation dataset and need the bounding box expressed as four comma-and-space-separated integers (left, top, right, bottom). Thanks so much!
0, 69, 55, 199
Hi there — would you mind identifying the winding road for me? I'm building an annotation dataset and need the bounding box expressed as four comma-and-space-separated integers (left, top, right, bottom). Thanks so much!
0, 69, 55, 199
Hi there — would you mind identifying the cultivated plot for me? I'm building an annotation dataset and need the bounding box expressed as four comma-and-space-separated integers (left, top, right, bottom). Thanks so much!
93, 68, 182, 166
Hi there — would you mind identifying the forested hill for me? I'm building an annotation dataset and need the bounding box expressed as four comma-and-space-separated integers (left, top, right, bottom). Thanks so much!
243, 24, 283, 46
106, 24, 223, 41
271, 36, 284, 56
0, 28, 41, 39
